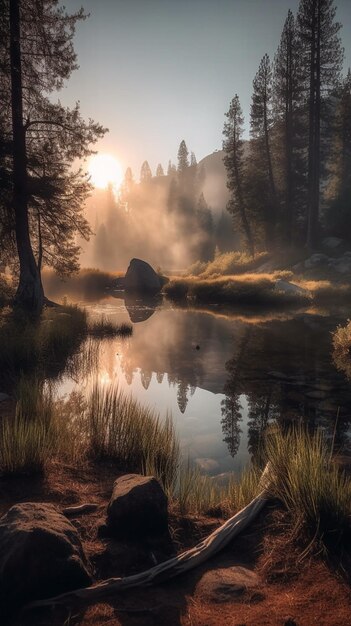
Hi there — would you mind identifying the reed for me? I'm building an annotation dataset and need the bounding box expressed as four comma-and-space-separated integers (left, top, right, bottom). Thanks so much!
86, 384, 179, 491
263, 426, 351, 552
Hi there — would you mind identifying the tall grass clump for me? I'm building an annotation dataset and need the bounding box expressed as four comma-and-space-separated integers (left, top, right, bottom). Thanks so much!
87, 316, 133, 338
332, 319, 351, 380
174, 461, 261, 516
186, 251, 270, 279
0, 379, 55, 476
86, 384, 179, 492
264, 427, 351, 553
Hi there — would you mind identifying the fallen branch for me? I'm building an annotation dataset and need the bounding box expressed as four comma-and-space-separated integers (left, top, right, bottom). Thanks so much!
27, 466, 271, 609
62, 503, 99, 517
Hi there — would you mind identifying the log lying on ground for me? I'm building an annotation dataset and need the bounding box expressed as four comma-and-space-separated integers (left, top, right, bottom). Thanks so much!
27, 466, 271, 610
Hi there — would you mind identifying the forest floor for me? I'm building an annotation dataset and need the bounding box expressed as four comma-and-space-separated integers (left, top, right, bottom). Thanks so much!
1, 461, 350, 626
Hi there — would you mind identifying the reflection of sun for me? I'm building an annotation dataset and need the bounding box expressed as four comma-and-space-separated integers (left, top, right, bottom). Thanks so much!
88, 154, 123, 190
99, 371, 111, 385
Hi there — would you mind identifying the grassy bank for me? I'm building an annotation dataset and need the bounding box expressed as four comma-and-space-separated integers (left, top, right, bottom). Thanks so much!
42, 267, 123, 301
186, 251, 270, 278
1, 381, 350, 555
163, 272, 310, 307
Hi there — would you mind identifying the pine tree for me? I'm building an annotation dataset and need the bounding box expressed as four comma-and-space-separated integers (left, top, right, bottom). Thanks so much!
1, 0, 105, 312
140, 160, 152, 183
223, 95, 255, 256
156, 163, 164, 176
297, 0, 343, 248
324, 70, 351, 238
177, 140, 189, 173
190, 151, 197, 166
273, 10, 304, 245
250, 53, 278, 249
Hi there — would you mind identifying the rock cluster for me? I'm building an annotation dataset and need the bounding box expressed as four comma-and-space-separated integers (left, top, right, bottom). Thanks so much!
0, 474, 170, 616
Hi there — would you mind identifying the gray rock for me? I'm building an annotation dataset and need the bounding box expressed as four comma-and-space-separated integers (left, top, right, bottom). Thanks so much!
194, 566, 260, 603
107, 474, 168, 539
0, 502, 91, 615
274, 279, 309, 297
322, 236, 344, 251
0, 392, 10, 402
332, 257, 351, 274
124, 258, 162, 295
304, 253, 330, 269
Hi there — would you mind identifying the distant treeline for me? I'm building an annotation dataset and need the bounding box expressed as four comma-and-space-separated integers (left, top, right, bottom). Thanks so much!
90, 140, 235, 271
223, 0, 350, 255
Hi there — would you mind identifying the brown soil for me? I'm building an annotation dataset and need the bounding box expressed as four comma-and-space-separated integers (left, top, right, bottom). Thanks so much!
0, 462, 350, 626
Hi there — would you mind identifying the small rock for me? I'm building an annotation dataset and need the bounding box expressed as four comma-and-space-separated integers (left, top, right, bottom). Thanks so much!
0, 502, 91, 616
274, 280, 309, 297
0, 392, 10, 402
304, 253, 330, 269
107, 474, 169, 539
305, 390, 328, 400
194, 566, 260, 604
322, 236, 344, 251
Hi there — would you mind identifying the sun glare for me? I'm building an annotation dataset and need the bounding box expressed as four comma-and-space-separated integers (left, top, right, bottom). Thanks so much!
88, 154, 123, 191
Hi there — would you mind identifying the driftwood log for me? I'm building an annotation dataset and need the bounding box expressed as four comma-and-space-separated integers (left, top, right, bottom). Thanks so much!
27, 466, 271, 609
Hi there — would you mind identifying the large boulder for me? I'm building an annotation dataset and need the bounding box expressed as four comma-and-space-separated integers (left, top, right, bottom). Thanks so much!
107, 474, 168, 539
124, 258, 162, 295
0, 502, 91, 615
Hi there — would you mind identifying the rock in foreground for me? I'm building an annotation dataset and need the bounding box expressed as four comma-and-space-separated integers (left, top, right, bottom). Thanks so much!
107, 474, 168, 539
0, 502, 91, 615
124, 258, 162, 295
194, 565, 260, 603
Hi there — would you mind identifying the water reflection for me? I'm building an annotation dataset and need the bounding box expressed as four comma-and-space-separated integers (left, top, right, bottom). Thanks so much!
57, 300, 351, 475
123, 294, 161, 323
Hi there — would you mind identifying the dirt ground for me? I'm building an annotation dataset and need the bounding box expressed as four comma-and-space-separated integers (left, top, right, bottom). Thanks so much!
0, 462, 350, 626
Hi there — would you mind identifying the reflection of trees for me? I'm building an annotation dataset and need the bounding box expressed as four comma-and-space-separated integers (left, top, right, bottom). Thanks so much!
222, 317, 351, 462
156, 371, 164, 384
221, 394, 242, 457
119, 310, 214, 402
140, 369, 152, 390
177, 380, 190, 413
221, 329, 252, 458
247, 389, 280, 462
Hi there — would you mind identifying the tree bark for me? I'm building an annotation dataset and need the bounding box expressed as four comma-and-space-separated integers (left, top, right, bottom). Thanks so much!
10, 0, 44, 314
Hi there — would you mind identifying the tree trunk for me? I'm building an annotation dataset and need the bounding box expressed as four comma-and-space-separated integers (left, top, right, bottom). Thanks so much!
285, 34, 294, 246
10, 0, 44, 314
306, 0, 317, 250
263, 97, 277, 250
235, 161, 255, 257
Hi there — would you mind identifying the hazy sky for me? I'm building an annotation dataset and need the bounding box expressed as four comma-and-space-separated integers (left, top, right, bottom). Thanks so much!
61, 0, 351, 177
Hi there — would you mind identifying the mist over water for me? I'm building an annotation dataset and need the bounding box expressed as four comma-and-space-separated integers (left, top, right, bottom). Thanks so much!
80, 154, 235, 272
